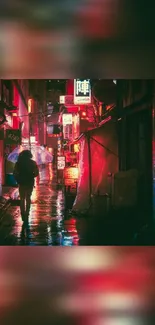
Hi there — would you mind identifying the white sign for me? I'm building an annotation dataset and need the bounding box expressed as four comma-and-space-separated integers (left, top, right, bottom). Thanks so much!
57, 156, 66, 170
59, 96, 65, 104
5, 114, 12, 127
74, 79, 91, 104
63, 124, 73, 140
30, 136, 36, 143
62, 114, 73, 126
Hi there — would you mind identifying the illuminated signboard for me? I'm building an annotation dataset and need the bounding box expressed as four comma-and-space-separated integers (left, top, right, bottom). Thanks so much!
57, 156, 66, 170
30, 136, 36, 144
28, 98, 32, 113
64, 95, 74, 105
72, 113, 80, 139
74, 79, 91, 105
62, 114, 73, 140
64, 167, 78, 179
59, 96, 65, 104
64, 167, 78, 191
63, 124, 73, 140
59, 95, 74, 105
5, 129, 21, 145
62, 114, 73, 126
5, 114, 12, 127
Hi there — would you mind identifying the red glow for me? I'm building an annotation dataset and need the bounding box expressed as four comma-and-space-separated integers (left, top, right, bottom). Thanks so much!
78, 270, 149, 294
13, 116, 19, 129
13, 85, 19, 107
82, 111, 87, 117
67, 107, 79, 114
64, 167, 79, 179
66, 79, 74, 95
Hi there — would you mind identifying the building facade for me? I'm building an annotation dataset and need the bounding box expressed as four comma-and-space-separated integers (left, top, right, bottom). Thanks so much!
117, 80, 153, 223
0, 79, 46, 188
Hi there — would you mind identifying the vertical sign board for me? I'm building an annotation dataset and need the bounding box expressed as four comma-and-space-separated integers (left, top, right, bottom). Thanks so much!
59, 96, 65, 104
64, 167, 78, 193
62, 114, 73, 126
5, 129, 21, 145
74, 79, 91, 105
57, 156, 66, 170
62, 114, 73, 140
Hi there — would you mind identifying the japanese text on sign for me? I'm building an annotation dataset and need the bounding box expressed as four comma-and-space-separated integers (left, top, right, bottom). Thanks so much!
74, 79, 91, 104
8, 134, 19, 142
62, 114, 73, 126
5, 129, 21, 145
57, 156, 66, 170
64, 167, 78, 179
76, 80, 89, 96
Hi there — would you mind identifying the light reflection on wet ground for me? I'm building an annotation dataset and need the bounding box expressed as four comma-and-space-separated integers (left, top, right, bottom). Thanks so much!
0, 164, 79, 246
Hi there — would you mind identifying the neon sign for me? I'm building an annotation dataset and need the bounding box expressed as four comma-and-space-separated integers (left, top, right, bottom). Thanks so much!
74, 79, 91, 104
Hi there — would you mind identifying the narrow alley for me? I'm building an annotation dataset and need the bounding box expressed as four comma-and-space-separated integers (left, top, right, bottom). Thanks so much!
0, 165, 79, 246
0, 79, 154, 246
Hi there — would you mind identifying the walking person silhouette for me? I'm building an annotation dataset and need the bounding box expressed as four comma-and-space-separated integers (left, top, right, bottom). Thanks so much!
13, 150, 39, 227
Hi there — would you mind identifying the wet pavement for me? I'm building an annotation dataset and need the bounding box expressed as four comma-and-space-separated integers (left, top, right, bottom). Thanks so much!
0, 164, 143, 246
0, 165, 79, 246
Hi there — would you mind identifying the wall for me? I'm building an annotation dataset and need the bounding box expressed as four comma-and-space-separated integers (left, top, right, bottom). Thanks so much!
117, 79, 153, 222
29, 80, 47, 145
117, 80, 153, 171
